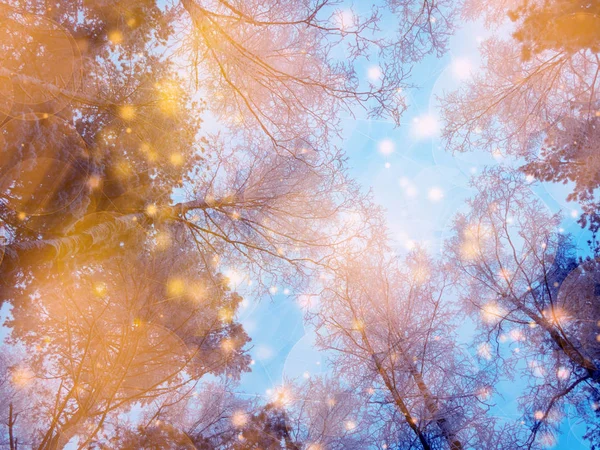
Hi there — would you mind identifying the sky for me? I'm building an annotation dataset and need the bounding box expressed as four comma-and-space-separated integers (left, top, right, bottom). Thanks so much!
232, 10, 593, 450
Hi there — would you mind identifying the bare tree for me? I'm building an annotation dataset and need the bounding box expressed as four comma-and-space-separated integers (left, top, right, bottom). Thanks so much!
282, 376, 374, 450
0, 0, 459, 299
4, 229, 252, 448
445, 168, 600, 447
0, 0, 466, 447
309, 222, 519, 449
442, 0, 600, 241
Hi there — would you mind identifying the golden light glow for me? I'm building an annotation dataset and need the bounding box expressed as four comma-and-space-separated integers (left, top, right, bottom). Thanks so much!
498, 268, 511, 281
218, 307, 234, 323
154, 231, 172, 250
411, 263, 430, 283
352, 319, 364, 331
0, 2, 588, 445
460, 223, 489, 260
155, 79, 183, 115
186, 281, 205, 303
460, 240, 480, 260
11, 366, 34, 388
116, 160, 132, 177
108, 29, 123, 45
271, 386, 293, 407
170, 153, 184, 166
221, 338, 236, 353
94, 282, 107, 297
231, 410, 249, 428
88, 175, 102, 189
146, 204, 158, 216
167, 277, 186, 297
544, 307, 569, 325
118, 104, 136, 121
204, 194, 216, 206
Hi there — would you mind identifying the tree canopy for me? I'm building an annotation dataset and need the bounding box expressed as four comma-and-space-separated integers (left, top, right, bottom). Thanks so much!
0, 0, 599, 449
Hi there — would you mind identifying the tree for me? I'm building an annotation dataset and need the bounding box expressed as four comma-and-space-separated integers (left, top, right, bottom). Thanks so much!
97, 380, 247, 449
0, 0, 463, 303
309, 217, 519, 450
106, 381, 306, 450
0, 0, 463, 288
0, 351, 37, 450
445, 168, 600, 447
4, 231, 251, 448
283, 376, 372, 450
0, 0, 462, 448
228, 403, 300, 450
507, 0, 600, 60
442, 0, 600, 243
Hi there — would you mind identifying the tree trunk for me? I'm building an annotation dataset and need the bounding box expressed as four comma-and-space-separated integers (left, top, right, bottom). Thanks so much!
404, 358, 463, 450
362, 331, 432, 450
8, 403, 16, 450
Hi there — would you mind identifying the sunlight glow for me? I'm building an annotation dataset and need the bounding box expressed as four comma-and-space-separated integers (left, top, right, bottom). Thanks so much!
11, 366, 34, 388
297, 294, 319, 310
118, 104, 136, 121
399, 177, 418, 197
427, 187, 444, 202
368, 66, 382, 81
451, 58, 473, 80
271, 386, 294, 407
231, 411, 249, 428
481, 303, 505, 324
412, 114, 440, 139
557, 367, 570, 380
333, 9, 354, 30
378, 139, 395, 155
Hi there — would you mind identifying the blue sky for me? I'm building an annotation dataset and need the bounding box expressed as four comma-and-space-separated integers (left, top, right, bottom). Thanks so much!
233, 12, 592, 449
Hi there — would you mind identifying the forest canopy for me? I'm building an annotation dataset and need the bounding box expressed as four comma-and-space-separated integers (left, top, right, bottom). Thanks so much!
0, 0, 598, 449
